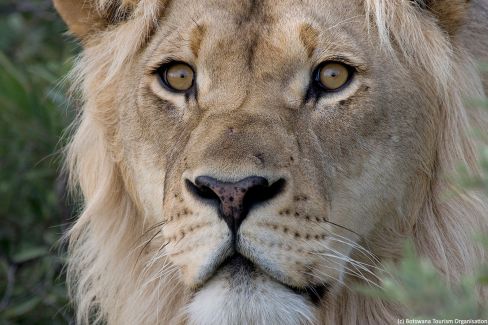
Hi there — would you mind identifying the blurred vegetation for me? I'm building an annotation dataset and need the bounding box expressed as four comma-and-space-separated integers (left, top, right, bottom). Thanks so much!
360, 240, 488, 320
0, 0, 76, 323
0, 0, 486, 324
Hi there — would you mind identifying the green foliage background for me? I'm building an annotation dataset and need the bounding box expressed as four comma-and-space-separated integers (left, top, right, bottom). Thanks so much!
0, 1, 486, 324
0, 0, 76, 323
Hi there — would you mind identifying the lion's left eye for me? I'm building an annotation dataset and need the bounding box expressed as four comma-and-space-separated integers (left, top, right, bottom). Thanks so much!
157, 62, 195, 93
314, 62, 353, 92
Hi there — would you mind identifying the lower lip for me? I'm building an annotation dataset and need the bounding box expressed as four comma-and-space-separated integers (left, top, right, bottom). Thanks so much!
216, 254, 329, 304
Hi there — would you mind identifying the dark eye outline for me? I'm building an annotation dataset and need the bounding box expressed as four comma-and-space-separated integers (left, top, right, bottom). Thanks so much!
156, 61, 196, 94
312, 61, 356, 93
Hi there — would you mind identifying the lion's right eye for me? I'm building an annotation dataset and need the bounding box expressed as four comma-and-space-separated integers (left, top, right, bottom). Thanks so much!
157, 62, 195, 93
313, 61, 354, 92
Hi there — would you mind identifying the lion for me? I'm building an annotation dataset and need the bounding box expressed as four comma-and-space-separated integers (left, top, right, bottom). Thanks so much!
54, 0, 488, 324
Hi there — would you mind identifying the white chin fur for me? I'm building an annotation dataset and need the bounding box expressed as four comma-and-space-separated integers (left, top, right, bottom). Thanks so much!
185, 269, 316, 325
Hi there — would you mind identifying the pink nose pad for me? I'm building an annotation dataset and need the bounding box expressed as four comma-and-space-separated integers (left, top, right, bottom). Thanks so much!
188, 176, 286, 234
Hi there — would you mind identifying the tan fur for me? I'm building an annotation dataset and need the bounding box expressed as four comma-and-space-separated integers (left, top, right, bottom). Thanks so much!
55, 0, 488, 323
299, 24, 319, 58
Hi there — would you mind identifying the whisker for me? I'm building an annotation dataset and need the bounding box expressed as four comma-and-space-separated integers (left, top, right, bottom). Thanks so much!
318, 252, 381, 288
143, 246, 171, 273
137, 220, 167, 243
308, 260, 367, 286
298, 233, 384, 288
324, 15, 363, 34
326, 237, 384, 273
320, 244, 378, 276
302, 264, 355, 292
315, 226, 377, 258
314, 245, 384, 286
141, 264, 178, 289
321, 219, 362, 239
311, 219, 387, 274
299, 238, 376, 288
135, 229, 163, 265
315, 256, 372, 287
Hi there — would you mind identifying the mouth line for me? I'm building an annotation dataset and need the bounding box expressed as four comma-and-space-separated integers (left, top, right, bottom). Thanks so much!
291, 282, 330, 305
203, 253, 329, 305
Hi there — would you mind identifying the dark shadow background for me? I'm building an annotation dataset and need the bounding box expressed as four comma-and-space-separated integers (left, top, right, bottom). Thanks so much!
0, 0, 76, 323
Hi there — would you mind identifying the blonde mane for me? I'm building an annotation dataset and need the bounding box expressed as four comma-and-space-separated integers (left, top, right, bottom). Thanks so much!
65, 0, 488, 323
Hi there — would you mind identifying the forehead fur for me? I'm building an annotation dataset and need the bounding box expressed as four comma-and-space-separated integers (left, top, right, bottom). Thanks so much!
75, 0, 453, 95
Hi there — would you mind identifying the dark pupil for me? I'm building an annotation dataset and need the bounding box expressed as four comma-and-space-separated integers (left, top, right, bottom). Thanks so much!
328, 70, 338, 77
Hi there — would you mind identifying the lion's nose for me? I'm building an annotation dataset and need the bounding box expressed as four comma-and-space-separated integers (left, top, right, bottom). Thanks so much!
187, 176, 286, 234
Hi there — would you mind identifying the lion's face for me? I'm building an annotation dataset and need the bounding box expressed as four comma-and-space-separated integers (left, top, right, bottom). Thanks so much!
109, 0, 436, 321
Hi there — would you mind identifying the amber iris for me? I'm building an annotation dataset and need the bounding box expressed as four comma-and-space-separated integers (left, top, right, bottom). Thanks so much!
317, 62, 350, 91
161, 63, 194, 92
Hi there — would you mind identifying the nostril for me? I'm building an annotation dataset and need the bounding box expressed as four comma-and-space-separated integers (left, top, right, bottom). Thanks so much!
244, 178, 286, 207
185, 176, 287, 233
185, 179, 220, 203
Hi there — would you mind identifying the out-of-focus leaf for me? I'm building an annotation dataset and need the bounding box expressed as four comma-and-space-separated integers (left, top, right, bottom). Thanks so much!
479, 62, 488, 72
3, 297, 41, 318
12, 247, 48, 263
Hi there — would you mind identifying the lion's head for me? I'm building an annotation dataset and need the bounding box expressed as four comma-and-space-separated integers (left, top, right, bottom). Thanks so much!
55, 0, 488, 323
